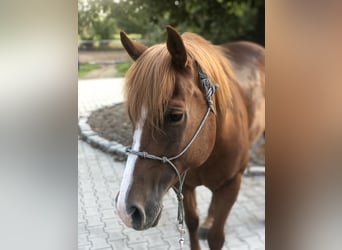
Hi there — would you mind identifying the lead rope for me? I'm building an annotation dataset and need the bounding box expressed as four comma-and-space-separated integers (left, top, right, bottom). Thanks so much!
167, 160, 187, 249
125, 61, 218, 249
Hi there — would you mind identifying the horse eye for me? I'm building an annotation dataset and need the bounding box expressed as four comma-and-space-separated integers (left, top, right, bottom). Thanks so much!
167, 112, 184, 123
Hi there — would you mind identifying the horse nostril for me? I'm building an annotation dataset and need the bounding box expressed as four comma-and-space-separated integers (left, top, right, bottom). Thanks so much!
129, 205, 145, 230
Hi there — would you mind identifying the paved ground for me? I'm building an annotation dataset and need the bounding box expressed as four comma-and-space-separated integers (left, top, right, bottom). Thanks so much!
78, 78, 125, 117
78, 78, 265, 250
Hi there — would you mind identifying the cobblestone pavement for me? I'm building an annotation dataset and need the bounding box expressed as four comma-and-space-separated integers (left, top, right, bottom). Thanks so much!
78, 78, 265, 250
78, 78, 125, 117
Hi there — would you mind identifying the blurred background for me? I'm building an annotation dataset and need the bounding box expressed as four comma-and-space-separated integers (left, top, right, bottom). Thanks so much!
78, 0, 264, 79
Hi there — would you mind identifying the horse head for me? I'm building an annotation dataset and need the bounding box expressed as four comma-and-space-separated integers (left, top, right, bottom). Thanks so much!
115, 26, 218, 230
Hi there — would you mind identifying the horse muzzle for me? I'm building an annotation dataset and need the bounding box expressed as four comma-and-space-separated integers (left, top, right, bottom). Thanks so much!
116, 191, 163, 230
128, 202, 162, 230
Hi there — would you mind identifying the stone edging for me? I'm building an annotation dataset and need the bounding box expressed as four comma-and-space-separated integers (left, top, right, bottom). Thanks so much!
78, 116, 127, 160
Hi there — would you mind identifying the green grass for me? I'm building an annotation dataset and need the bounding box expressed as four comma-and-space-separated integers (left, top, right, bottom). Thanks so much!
115, 61, 132, 77
78, 63, 101, 78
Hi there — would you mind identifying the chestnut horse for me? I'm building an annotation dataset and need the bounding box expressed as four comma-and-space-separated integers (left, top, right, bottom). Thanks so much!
116, 26, 265, 250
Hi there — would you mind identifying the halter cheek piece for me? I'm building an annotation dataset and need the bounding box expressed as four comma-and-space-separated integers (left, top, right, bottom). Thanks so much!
125, 61, 218, 247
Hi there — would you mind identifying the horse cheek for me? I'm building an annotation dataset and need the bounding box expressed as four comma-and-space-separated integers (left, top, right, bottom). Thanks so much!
191, 117, 216, 167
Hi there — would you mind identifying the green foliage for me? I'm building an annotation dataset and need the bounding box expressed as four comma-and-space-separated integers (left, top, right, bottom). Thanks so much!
115, 61, 133, 77
78, 0, 118, 40
146, 0, 264, 44
78, 0, 264, 45
78, 63, 101, 78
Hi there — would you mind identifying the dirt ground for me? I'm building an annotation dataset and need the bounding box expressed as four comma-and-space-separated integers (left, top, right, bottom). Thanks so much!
88, 103, 132, 146
82, 65, 117, 79
79, 49, 130, 79
79, 49, 129, 63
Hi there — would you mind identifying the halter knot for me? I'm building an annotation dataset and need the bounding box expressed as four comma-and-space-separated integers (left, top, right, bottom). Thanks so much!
162, 156, 168, 164
176, 193, 184, 201
196, 61, 219, 114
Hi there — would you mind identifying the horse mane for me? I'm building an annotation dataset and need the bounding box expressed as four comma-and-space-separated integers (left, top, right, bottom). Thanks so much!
182, 32, 234, 116
124, 32, 234, 129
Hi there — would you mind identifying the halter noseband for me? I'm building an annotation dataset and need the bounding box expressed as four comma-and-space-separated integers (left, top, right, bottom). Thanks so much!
125, 61, 218, 248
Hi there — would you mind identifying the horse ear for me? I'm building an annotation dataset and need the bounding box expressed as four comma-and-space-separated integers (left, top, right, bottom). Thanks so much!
120, 31, 147, 61
166, 25, 187, 69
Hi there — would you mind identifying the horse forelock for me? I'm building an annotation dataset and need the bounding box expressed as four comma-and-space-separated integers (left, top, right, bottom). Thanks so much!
124, 45, 176, 130
124, 33, 235, 131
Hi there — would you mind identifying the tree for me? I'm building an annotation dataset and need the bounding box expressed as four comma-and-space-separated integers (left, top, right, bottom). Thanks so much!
78, 0, 118, 40
110, 0, 264, 45
78, 0, 264, 45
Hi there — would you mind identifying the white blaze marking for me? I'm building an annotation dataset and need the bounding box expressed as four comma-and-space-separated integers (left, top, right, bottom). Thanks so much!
116, 108, 146, 227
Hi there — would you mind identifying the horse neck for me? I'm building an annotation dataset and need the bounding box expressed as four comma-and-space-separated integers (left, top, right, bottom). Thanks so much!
215, 77, 249, 145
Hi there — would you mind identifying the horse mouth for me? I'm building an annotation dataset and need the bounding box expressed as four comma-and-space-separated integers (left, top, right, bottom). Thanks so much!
151, 208, 162, 227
